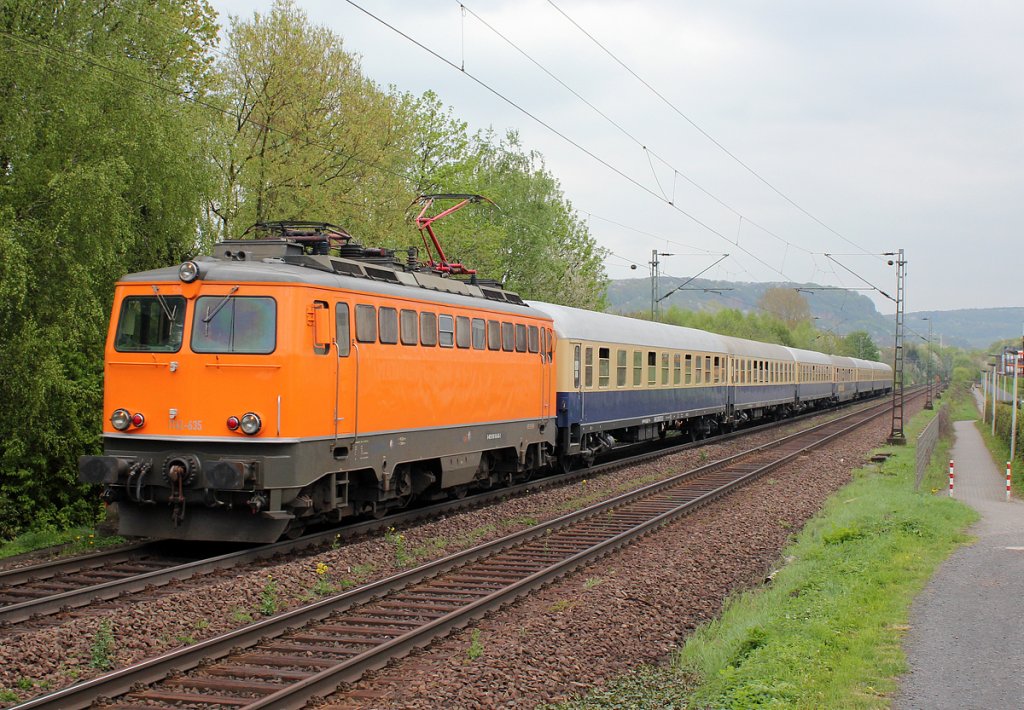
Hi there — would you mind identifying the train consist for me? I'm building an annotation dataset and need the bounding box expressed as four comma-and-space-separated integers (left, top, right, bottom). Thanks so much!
79, 216, 891, 543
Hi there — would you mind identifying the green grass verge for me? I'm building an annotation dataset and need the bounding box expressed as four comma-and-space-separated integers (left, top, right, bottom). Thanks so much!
552, 402, 978, 710
0, 526, 127, 560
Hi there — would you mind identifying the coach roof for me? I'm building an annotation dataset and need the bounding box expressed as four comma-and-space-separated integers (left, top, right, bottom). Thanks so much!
528, 301, 729, 352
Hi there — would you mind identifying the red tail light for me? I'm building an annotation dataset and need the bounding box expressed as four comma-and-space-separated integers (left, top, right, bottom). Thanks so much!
226, 416, 240, 431
130, 412, 146, 428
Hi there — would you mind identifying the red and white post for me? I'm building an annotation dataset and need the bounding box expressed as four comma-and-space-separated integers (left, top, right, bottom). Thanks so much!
949, 460, 955, 497
1007, 461, 1012, 501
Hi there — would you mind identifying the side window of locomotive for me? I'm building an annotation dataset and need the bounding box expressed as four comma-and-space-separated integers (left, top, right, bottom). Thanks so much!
573, 345, 581, 388
487, 320, 500, 350
420, 311, 437, 347
456, 316, 471, 349
335, 303, 350, 356
633, 350, 642, 386
584, 347, 594, 387
598, 347, 610, 388
400, 309, 418, 346
354, 304, 376, 343
515, 324, 528, 352
501, 322, 515, 352
115, 295, 186, 352
312, 301, 331, 355
616, 349, 627, 387
192, 296, 276, 354
438, 314, 455, 348
528, 325, 539, 354
472, 318, 486, 350
379, 307, 399, 345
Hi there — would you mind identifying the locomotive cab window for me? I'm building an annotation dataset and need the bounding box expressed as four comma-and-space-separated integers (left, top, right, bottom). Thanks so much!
192, 296, 276, 354
115, 295, 186, 352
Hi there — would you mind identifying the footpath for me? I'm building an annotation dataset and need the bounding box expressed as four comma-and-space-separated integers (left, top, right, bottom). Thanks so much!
895, 414, 1024, 709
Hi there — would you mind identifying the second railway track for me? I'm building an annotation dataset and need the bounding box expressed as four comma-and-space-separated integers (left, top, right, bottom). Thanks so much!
16, 389, 918, 710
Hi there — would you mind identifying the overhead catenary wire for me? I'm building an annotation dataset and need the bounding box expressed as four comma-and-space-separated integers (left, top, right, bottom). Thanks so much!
342, 0, 802, 285
545, 0, 881, 262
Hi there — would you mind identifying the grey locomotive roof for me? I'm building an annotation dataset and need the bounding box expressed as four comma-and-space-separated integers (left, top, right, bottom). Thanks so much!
527, 301, 730, 352
119, 256, 542, 319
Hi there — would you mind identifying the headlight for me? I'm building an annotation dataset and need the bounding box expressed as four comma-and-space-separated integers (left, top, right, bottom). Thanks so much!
240, 412, 262, 435
178, 261, 200, 283
111, 409, 131, 431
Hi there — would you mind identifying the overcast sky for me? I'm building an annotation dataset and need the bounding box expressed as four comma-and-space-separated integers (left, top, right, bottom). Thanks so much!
209, 0, 1024, 316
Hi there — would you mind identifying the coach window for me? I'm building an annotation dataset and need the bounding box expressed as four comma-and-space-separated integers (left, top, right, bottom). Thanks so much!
515, 323, 528, 352
673, 353, 681, 385
456, 316, 471, 348
598, 347, 610, 387
335, 303, 350, 356
400, 309, 418, 345
704, 355, 712, 384
585, 347, 594, 387
647, 351, 657, 385
501, 322, 515, 352
661, 353, 669, 385
694, 354, 702, 384
713, 356, 721, 384
573, 345, 581, 388
528, 325, 539, 354
616, 349, 627, 387
632, 351, 642, 386
685, 354, 693, 384
379, 307, 398, 345
472, 318, 486, 350
355, 304, 376, 343
420, 311, 437, 347
487, 320, 500, 350
439, 314, 455, 348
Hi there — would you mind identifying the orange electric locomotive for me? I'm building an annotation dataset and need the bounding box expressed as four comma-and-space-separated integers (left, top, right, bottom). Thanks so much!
80, 205, 558, 542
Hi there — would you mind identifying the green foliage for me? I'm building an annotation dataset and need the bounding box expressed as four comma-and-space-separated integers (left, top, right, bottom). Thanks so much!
259, 575, 279, 615
466, 628, 484, 661
89, 620, 115, 670
838, 331, 881, 361
0, 0, 217, 539
661, 306, 799, 346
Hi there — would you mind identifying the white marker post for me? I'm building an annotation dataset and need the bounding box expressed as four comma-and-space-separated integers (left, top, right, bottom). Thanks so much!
1007, 461, 1012, 501
949, 460, 955, 497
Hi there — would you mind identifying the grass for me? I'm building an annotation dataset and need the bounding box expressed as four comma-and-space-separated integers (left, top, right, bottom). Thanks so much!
0, 526, 127, 560
552, 397, 978, 710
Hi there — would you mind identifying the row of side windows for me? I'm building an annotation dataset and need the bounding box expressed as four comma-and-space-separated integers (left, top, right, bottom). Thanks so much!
323, 301, 550, 358
573, 346, 723, 389
731, 358, 794, 385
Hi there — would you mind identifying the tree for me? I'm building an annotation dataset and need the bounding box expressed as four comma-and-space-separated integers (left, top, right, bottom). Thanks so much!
207, 0, 410, 242
758, 287, 811, 329
840, 330, 881, 361
0, 0, 217, 537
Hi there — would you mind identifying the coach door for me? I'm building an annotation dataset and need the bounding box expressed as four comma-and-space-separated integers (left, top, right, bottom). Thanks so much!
333, 302, 356, 447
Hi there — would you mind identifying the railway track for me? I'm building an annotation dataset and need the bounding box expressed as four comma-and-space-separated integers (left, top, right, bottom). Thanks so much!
0, 396, 888, 631
16, 390, 915, 709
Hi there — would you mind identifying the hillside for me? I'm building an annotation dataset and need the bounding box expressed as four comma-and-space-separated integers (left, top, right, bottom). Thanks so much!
604, 277, 1024, 350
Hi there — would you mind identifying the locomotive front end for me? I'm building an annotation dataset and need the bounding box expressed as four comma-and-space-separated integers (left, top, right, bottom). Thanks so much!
80, 256, 310, 543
